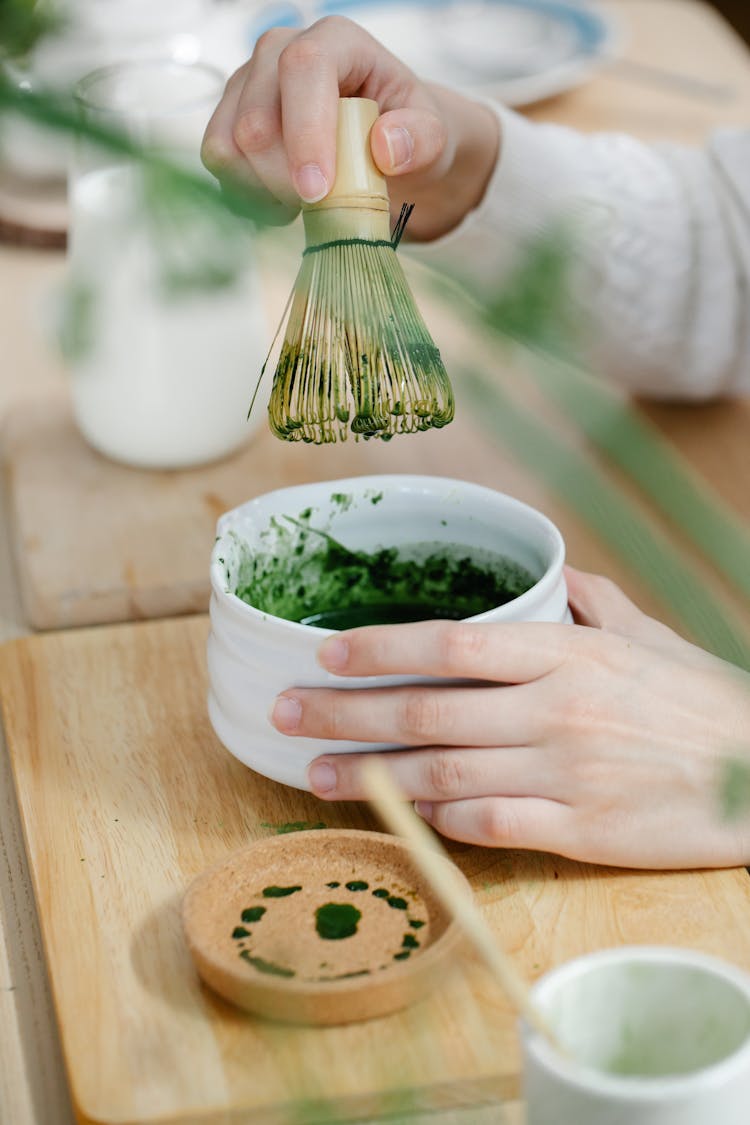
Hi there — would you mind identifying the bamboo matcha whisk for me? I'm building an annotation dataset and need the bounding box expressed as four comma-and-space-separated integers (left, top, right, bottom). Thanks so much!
262, 97, 455, 444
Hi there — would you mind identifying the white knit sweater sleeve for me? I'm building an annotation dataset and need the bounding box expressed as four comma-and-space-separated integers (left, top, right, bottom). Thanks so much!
410, 105, 750, 400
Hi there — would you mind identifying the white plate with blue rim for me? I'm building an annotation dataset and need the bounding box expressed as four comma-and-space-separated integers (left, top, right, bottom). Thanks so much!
247, 0, 618, 106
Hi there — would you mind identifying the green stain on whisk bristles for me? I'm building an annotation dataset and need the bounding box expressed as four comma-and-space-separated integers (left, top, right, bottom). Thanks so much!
265, 239, 454, 444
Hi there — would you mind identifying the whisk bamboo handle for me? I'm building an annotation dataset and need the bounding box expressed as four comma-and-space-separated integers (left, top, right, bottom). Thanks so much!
303, 98, 391, 245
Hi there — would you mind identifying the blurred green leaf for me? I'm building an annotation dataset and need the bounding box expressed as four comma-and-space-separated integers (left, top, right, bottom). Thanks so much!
0, 75, 279, 228
0, 0, 61, 59
530, 358, 750, 605
58, 281, 94, 362
480, 224, 577, 353
141, 163, 253, 297
463, 365, 750, 669
720, 757, 750, 821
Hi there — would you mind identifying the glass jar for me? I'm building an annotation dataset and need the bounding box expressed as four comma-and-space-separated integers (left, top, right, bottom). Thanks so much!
66, 58, 267, 469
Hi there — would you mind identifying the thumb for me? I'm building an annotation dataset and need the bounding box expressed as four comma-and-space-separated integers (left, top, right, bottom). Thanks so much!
370, 107, 453, 181
565, 566, 684, 649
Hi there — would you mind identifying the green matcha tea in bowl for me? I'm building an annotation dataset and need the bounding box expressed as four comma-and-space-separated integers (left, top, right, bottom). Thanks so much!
207, 474, 570, 789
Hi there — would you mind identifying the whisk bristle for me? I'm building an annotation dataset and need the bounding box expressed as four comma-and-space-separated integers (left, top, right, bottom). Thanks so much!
267, 235, 454, 444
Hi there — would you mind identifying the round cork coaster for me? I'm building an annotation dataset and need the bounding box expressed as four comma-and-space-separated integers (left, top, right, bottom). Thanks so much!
182, 828, 469, 1025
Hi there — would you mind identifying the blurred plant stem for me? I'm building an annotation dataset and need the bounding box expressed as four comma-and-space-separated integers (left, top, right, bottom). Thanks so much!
0, 74, 277, 230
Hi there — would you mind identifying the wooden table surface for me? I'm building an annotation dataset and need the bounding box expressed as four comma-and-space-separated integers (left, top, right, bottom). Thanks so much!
1, 3, 749, 1123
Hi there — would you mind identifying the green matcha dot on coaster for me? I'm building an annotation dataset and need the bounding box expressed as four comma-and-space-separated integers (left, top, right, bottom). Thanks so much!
402, 933, 419, 949
387, 896, 408, 910
372, 888, 389, 898
262, 885, 302, 897
345, 880, 369, 891
409, 918, 425, 929
232, 926, 251, 939
315, 902, 362, 940
393, 951, 411, 961
240, 950, 295, 977
241, 905, 266, 923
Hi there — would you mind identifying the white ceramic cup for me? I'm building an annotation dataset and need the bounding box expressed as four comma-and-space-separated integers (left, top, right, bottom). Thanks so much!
522, 946, 750, 1125
207, 474, 570, 790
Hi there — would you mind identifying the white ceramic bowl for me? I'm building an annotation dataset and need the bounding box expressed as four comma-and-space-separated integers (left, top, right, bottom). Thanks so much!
207, 474, 570, 790
521, 947, 750, 1125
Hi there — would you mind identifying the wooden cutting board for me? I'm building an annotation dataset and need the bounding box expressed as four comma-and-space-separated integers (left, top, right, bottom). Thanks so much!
3, 614, 750, 1124
1, 384, 564, 632
0, 381, 715, 637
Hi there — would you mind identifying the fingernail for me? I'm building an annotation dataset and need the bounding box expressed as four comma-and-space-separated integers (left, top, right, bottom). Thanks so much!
383, 126, 414, 171
415, 801, 433, 820
309, 760, 337, 794
271, 695, 302, 733
318, 636, 349, 673
294, 163, 328, 203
